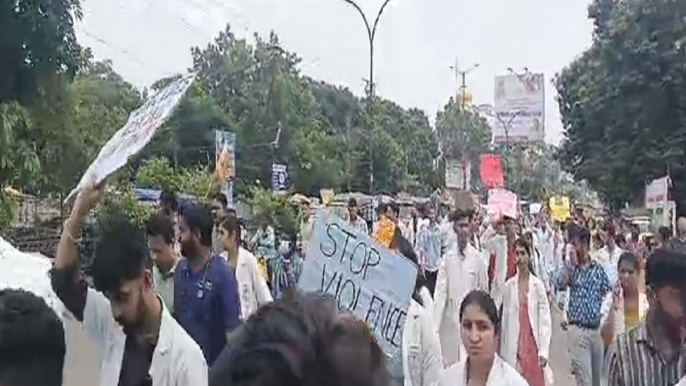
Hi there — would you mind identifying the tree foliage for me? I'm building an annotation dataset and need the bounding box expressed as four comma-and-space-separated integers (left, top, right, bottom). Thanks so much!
555, 0, 686, 208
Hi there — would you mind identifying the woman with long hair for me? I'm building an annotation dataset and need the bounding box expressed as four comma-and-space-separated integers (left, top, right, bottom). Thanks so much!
389, 227, 442, 386
439, 290, 528, 386
500, 237, 552, 386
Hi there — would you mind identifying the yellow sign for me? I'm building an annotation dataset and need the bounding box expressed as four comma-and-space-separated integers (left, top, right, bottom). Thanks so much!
549, 196, 570, 222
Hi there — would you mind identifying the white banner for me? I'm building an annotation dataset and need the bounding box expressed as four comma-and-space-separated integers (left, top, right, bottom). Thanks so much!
67, 74, 195, 200
445, 159, 464, 189
645, 176, 669, 209
493, 73, 545, 143
298, 211, 417, 372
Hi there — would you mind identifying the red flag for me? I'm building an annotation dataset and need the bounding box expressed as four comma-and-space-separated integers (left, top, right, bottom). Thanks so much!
479, 154, 504, 189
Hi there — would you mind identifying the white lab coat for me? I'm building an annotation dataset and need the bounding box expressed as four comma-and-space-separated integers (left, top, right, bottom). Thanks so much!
534, 227, 554, 287
433, 244, 489, 366
83, 289, 208, 386
499, 274, 552, 374
599, 289, 649, 340
439, 355, 529, 386
234, 247, 273, 320
402, 300, 443, 386
483, 233, 508, 309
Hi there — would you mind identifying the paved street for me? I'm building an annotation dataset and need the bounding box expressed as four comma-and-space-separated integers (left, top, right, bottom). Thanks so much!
62, 307, 577, 386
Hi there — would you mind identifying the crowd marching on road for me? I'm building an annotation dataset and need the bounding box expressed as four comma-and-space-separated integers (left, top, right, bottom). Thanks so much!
4, 180, 686, 386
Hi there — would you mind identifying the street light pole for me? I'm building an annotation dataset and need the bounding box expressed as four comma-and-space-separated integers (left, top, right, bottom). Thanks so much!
450, 59, 479, 110
340, 0, 394, 194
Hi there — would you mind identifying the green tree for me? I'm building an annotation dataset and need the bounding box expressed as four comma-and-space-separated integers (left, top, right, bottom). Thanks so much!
435, 98, 491, 192
0, 0, 84, 105
0, 102, 40, 232
555, 0, 686, 208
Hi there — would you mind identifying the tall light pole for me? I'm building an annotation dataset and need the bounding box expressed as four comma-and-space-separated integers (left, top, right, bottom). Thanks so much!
340, 0, 394, 194
450, 59, 479, 110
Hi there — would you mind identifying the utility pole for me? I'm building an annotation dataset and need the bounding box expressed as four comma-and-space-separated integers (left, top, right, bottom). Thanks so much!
449, 59, 479, 110
340, 0, 394, 194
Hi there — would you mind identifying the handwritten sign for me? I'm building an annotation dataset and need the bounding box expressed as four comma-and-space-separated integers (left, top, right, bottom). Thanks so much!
298, 211, 417, 360
488, 189, 518, 219
67, 74, 195, 201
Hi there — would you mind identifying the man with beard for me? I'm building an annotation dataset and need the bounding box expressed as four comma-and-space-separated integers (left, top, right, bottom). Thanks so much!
607, 248, 686, 386
0, 289, 65, 386
51, 180, 207, 386
211, 193, 229, 253
433, 209, 489, 366
174, 202, 241, 366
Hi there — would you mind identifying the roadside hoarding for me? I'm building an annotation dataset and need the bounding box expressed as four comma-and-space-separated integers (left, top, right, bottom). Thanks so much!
493, 73, 545, 143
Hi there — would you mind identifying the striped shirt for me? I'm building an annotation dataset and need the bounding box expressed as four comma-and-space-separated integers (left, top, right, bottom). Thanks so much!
607, 309, 683, 386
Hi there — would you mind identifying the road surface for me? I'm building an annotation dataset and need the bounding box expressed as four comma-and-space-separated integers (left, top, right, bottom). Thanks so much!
63, 308, 576, 386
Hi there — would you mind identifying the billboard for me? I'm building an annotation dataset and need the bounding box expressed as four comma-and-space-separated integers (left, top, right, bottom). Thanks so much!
493, 73, 545, 143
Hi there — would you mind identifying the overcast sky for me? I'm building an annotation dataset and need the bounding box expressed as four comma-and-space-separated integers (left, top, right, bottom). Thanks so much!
75, 0, 594, 145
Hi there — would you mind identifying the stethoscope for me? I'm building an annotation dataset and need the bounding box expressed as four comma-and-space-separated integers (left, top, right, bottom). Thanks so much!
193, 257, 213, 300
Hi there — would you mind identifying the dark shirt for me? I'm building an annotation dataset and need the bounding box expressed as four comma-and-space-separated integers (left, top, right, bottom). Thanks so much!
50, 264, 155, 386
174, 254, 241, 365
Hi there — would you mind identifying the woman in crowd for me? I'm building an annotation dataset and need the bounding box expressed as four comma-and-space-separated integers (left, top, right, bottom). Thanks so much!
217, 216, 272, 320
390, 228, 443, 386
439, 290, 528, 386
271, 232, 304, 298
500, 237, 552, 386
600, 252, 649, 346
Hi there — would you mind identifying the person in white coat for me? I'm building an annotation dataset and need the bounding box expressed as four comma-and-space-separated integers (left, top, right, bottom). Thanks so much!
393, 229, 443, 386
218, 216, 273, 320
434, 210, 489, 367
439, 290, 528, 386
500, 237, 552, 386
600, 252, 649, 346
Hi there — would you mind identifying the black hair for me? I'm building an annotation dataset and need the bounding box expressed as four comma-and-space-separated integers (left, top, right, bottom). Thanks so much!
389, 228, 424, 305
92, 216, 151, 294
226, 208, 237, 217
0, 289, 65, 386
213, 193, 229, 209
658, 226, 671, 242
348, 198, 358, 207
614, 233, 626, 246
617, 251, 640, 271
645, 248, 686, 291
449, 209, 471, 222
568, 224, 591, 246
160, 189, 179, 213
180, 203, 214, 248
459, 290, 500, 333
209, 291, 391, 386
220, 216, 242, 244
146, 213, 175, 244
514, 236, 536, 276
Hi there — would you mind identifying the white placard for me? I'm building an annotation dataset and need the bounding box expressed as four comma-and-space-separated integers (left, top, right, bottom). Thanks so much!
67, 74, 195, 201
298, 211, 417, 369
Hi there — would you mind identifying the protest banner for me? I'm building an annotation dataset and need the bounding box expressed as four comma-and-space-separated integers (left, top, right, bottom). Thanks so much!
488, 189, 518, 219
67, 74, 195, 201
215, 130, 236, 206
479, 154, 504, 189
298, 211, 418, 361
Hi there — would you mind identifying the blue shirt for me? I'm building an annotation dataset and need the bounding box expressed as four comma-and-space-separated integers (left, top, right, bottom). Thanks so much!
555, 261, 612, 328
418, 222, 442, 272
174, 255, 241, 365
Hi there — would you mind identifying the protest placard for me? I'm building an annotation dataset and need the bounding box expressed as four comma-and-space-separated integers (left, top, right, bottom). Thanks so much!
488, 189, 518, 219
67, 74, 195, 201
298, 211, 418, 360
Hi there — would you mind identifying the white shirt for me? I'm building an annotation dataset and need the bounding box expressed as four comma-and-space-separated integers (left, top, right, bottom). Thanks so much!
231, 248, 272, 320
433, 244, 489, 366
83, 289, 207, 386
439, 355, 529, 386
402, 300, 443, 386
500, 274, 552, 369
593, 245, 623, 286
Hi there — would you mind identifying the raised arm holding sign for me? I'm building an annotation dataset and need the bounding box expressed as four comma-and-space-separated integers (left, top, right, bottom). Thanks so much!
66, 74, 195, 201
